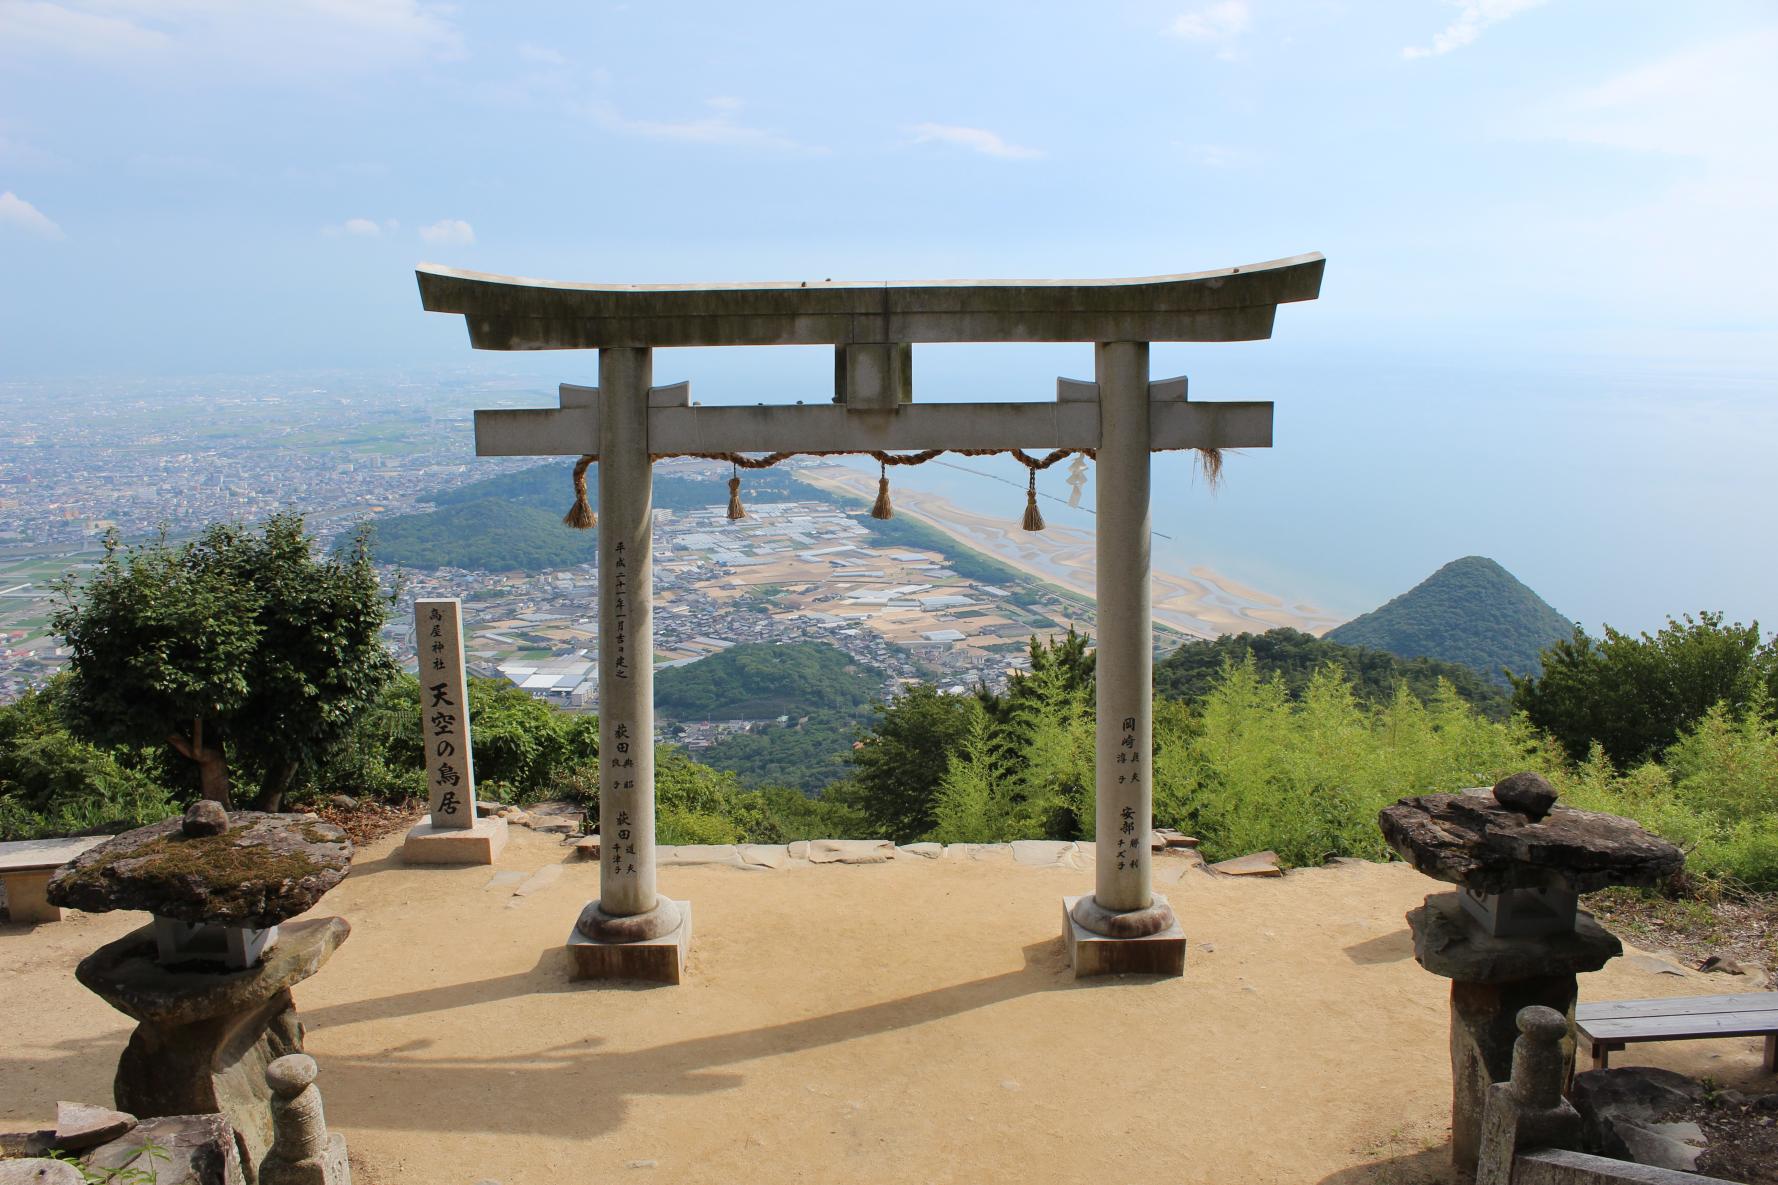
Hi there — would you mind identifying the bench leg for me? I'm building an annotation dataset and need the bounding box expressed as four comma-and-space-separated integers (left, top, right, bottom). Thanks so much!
1589, 1040, 1615, 1071
1765, 1034, 1775, 1074
1, 871, 62, 924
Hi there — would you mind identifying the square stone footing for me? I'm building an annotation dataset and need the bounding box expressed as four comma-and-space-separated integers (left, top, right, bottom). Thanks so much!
1063, 894, 1186, 978
567, 900, 693, 985
1, 870, 60, 924
402, 817, 509, 865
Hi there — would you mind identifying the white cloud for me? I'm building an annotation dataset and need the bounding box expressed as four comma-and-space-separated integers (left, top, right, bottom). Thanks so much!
0, 1, 463, 77
343, 217, 381, 236
1167, 1, 1250, 43
419, 218, 475, 246
0, 190, 65, 239
1403, 0, 1547, 60
908, 122, 1043, 160
588, 97, 819, 153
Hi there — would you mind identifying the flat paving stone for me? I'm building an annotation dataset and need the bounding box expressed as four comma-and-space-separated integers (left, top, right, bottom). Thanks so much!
808, 840, 894, 865
658, 845, 744, 868
737, 845, 789, 869
512, 865, 564, 896
1010, 841, 1077, 867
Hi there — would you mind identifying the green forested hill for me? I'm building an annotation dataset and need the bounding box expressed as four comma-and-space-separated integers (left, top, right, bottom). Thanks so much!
1154, 627, 1511, 717
654, 641, 884, 721
1324, 556, 1572, 685
361, 498, 597, 572
693, 711, 861, 792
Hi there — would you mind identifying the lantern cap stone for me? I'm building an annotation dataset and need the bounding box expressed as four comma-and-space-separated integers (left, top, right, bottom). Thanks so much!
1378, 785, 1682, 895
47, 812, 352, 928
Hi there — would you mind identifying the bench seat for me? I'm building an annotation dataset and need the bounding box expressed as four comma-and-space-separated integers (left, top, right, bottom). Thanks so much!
0, 836, 108, 924
1576, 992, 1778, 1071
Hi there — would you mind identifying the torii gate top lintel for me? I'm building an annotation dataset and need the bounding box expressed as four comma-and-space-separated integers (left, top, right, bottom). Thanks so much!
414, 252, 1324, 351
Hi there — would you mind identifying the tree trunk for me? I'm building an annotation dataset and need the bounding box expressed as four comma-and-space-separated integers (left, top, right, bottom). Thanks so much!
254, 760, 297, 813
167, 716, 233, 808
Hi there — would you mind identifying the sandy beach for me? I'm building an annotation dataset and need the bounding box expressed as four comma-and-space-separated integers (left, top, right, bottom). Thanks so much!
4, 827, 1769, 1185
798, 465, 1341, 638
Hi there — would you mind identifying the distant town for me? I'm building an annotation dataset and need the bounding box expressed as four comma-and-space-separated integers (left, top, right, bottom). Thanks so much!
0, 375, 1099, 712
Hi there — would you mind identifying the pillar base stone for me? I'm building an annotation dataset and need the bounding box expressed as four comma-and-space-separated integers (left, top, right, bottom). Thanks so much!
1063, 894, 1185, 978
567, 898, 691, 985
401, 817, 508, 866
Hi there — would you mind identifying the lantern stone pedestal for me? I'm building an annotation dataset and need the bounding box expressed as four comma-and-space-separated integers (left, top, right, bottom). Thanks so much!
75, 916, 350, 1176
1408, 892, 1619, 1172
1379, 775, 1682, 1179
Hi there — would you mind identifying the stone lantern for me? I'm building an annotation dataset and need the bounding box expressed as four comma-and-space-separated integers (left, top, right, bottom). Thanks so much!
1378, 773, 1682, 1176
47, 804, 354, 1179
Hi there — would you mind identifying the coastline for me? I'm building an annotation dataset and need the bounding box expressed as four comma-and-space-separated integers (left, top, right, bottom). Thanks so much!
796, 465, 1339, 638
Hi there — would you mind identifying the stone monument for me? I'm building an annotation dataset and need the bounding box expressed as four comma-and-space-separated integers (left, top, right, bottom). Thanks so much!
402, 597, 508, 864
1379, 773, 1683, 1175
47, 804, 355, 1178
416, 255, 1324, 981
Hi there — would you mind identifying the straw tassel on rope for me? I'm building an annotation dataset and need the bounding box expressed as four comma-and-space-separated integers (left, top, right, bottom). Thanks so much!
726, 462, 746, 521
563, 455, 596, 529
1021, 465, 1045, 532
870, 460, 893, 520
1196, 447, 1224, 493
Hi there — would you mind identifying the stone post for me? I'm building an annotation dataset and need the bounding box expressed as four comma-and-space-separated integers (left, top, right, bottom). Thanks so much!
1094, 340, 1154, 914
260, 1054, 350, 1185
1060, 342, 1184, 977
567, 347, 692, 983
596, 346, 657, 918
401, 598, 507, 864
1475, 1007, 1584, 1185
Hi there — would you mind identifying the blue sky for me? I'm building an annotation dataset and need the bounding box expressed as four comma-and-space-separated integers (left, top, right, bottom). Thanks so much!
2, 1, 1775, 634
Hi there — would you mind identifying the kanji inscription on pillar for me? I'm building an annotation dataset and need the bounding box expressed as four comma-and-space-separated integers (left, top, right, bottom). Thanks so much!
416, 598, 476, 829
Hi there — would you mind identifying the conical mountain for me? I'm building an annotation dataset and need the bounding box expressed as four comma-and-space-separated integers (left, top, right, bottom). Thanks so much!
1324, 556, 1572, 685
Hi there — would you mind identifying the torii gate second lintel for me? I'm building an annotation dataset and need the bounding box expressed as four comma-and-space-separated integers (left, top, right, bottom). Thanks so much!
415, 255, 1324, 983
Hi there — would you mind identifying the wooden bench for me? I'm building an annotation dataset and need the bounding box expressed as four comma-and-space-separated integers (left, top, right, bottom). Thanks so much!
1576, 992, 1778, 1072
0, 836, 108, 924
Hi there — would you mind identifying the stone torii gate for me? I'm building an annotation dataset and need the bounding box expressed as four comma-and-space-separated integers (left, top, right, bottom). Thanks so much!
416, 254, 1324, 983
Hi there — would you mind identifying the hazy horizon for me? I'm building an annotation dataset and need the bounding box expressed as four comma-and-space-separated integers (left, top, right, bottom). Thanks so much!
3, 1, 1774, 638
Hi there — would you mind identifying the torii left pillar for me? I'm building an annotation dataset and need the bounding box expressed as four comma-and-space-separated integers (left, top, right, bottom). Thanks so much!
567, 347, 692, 984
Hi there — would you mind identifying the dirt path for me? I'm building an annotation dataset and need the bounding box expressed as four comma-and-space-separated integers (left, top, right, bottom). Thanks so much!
3, 830, 1770, 1185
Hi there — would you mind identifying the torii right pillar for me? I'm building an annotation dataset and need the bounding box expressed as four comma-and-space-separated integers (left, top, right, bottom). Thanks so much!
1063, 340, 1187, 977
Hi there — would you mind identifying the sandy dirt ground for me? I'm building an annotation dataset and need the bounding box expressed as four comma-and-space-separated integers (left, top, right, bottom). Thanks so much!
3, 828, 1771, 1185
798, 465, 1342, 638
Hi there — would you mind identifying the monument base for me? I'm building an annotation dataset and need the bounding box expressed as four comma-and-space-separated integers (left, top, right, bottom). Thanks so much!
566, 899, 692, 985
401, 817, 508, 865
1062, 894, 1186, 978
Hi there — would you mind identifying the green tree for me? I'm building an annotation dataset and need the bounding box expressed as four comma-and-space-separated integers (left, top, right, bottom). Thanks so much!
0, 680, 177, 841
1513, 613, 1775, 765
53, 515, 397, 809
849, 684, 979, 842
